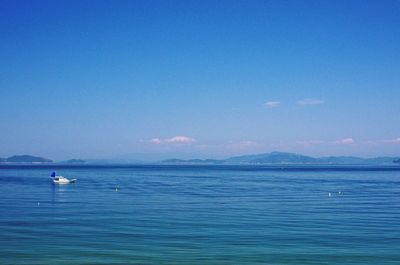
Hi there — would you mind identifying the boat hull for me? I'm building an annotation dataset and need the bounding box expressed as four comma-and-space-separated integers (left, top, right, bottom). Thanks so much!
52, 176, 76, 184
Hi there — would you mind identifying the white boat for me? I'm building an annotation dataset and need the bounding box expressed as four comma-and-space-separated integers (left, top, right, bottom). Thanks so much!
50, 172, 76, 184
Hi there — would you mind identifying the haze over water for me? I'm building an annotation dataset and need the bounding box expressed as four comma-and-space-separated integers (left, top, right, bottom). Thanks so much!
1, 165, 399, 264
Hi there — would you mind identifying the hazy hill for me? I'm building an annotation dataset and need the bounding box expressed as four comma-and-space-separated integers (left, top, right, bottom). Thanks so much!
227, 152, 317, 164
163, 152, 400, 165
4, 155, 52, 163
59, 159, 86, 164
227, 152, 400, 165
364, 157, 400, 164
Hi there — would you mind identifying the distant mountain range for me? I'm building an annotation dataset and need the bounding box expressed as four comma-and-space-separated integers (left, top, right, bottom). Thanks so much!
162, 152, 400, 165
59, 159, 87, 164
1, 152, 400, 165
0, 155, 52, 163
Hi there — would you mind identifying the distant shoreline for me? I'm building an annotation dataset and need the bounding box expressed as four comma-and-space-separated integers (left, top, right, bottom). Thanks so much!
1, 152, 399, 167
1, 163, 399, 172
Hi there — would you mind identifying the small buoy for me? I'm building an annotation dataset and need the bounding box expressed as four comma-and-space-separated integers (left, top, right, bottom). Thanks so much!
115, 187, 119, 192
338, 191, 342, 195
37, 202, 40, 206
328, 192, 332, 197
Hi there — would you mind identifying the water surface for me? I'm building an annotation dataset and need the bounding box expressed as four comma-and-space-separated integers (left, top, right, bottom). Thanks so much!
0, 165, 399, 264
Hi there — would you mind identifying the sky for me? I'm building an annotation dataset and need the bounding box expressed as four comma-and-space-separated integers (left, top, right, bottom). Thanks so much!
0, 0, 400, 160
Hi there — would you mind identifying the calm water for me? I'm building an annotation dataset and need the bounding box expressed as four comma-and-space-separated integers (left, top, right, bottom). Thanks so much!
0, 165, 399, 264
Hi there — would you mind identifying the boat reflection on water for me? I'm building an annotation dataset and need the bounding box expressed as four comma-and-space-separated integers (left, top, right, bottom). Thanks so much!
50, 178, 74, 204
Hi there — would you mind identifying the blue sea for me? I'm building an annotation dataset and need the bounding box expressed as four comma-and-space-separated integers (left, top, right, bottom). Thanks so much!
0, 165, 399, 264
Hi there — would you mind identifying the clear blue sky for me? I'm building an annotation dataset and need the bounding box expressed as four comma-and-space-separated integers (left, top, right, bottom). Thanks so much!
1, 0, 399, 160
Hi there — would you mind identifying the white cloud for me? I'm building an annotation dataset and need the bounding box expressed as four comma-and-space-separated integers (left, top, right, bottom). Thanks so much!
165, 136, 196, 144
335, 138, 355, 145
263, 101, 281, 108
146, 136, 196, 145
383, 137, 400, 144
150, 138, 161, 144
297, 98, 324, 105
365, 138, 400, 145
